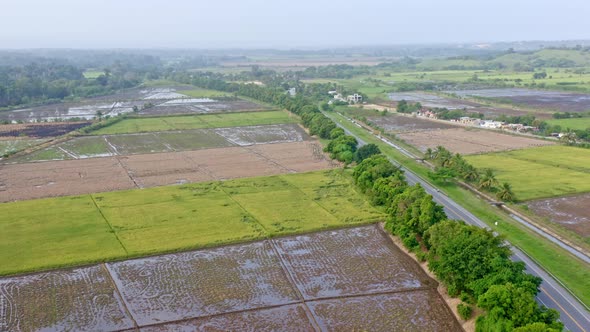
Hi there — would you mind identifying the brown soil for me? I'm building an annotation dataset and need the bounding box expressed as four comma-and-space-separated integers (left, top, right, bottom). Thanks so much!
368, 114, 459, 133
397, 128, 554, 155
528, 193, 590, 238
0, 141, 335, 202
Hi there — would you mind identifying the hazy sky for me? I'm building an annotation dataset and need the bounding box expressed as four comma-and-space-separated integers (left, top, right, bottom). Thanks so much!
1, 0, 589, 48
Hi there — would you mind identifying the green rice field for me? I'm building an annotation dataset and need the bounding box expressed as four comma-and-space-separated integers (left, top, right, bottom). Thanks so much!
466, 145, 590, 200
545, 117, 590, 130
0, 170, 384, 275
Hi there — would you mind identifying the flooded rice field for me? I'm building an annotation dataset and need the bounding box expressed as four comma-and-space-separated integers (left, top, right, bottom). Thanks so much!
7, 124, 309, 162
138, 100, 269, 116
528, 193, 590, 238
387, 91, 538, 118
0, 225, 461, 331
0, 265, 134, 331
447, 88, 590, 113
0, 141, 335, 202
0, 87, 269, 123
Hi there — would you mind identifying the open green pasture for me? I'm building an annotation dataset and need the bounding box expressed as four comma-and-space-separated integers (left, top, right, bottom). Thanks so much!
545, 117, 590, 130
0, 170, 384, 275
89, 110, 294, 135
466, 145, 590, 200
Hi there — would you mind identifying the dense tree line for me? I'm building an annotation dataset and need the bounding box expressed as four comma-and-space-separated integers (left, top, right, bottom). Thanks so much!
0, 59, 163, 108
352, 154, 562, 331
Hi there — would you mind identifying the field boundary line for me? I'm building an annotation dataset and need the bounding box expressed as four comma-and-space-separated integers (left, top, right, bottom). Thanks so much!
89, 194, 129, 256
269, 239, 322, 331
113, 156, 142, 189
241, 145, 296, 173
278, 173, 350, 223
217, 185, 271, 238
100, 263, 139, 330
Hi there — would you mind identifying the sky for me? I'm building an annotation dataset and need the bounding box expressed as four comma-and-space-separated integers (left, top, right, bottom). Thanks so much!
1, 0, 589, 49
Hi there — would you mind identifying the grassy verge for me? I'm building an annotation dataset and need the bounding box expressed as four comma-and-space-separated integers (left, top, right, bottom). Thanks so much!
87, 110, 298, 135
325, 110, 590, 307
0, 169, 384, 276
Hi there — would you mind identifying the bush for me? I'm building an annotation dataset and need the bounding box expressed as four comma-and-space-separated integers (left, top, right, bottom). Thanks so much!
458, 303, 473, 320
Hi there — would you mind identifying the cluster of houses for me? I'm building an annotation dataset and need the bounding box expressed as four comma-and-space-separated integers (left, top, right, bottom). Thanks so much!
328, 91, 363, 104
413, 109, 538, 133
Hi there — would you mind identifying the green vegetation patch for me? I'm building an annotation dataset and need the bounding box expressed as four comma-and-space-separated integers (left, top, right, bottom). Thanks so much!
89, 110, 295, 135
0, 196, 127, 274
0, 139, 47, 156
545, 117, 590, 131
0, 170, 384, 276
82, 70, 103, 79
178, 88, 232, 98
466, 145, 590, 200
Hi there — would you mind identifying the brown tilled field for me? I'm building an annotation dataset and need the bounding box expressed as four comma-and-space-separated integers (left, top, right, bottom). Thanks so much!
528, 193, 590, 238
397, 128, 554, 155
367, 114, 458, 133
0, 225, 461, 331
0, 141, 335, 202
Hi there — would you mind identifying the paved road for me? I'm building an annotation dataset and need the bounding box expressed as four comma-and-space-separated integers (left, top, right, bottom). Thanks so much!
326, 111, 590, 332
335, 112, 590, 264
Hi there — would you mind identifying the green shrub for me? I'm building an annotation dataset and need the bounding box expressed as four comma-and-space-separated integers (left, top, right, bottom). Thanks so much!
458, 303, 473, 320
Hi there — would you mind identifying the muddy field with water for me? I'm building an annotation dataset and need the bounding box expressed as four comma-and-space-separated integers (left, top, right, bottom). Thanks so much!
447, 88, 590, 113
6, 124, 309, 163
0, 87, 269, 123
528, 193, 590, 239
387, 91, 541, 119
0, 225, 461, 331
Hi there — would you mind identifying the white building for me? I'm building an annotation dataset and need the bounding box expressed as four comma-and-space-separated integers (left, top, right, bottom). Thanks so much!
347, 93, 363, 103
480, 120, 504, 129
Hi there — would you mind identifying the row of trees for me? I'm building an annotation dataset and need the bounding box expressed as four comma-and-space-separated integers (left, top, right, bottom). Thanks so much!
425, 146, 516, 202
188, 72, 562, 330
352, 154, 562, 331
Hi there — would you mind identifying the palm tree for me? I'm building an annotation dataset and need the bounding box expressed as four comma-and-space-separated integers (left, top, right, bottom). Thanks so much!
437, 150, 453, 167
424, 148, 434, 160
496, 182, 516, 202
479, 169, 499, 191
461, 164, 480, 182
